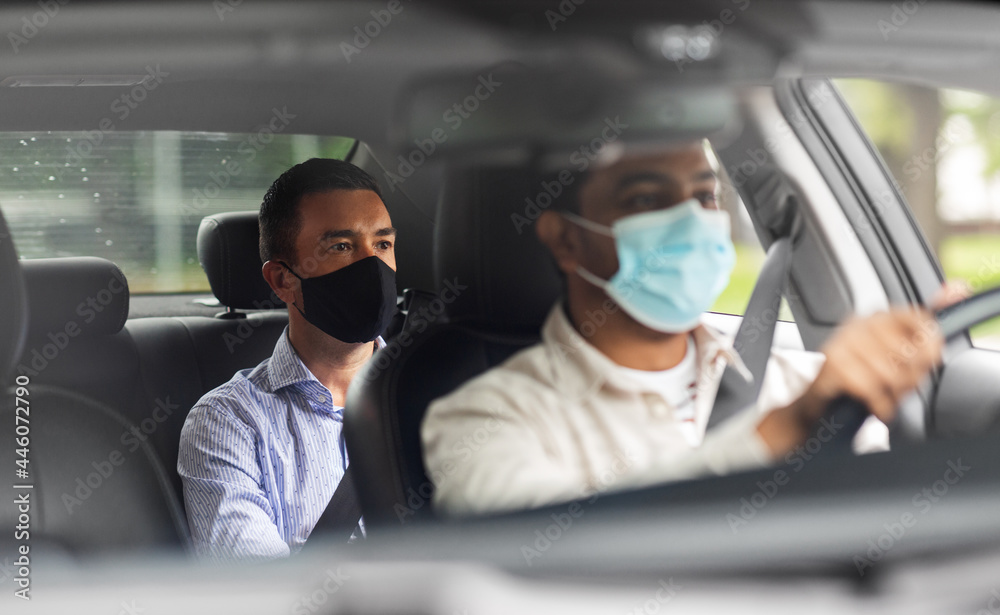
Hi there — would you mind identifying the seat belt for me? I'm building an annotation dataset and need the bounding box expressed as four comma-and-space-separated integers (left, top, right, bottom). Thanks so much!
706, 210, 799, 430
308, 287, 445, 547
309, 465, 362, 543
400, 288, 439, 333
306, 288, 437, 548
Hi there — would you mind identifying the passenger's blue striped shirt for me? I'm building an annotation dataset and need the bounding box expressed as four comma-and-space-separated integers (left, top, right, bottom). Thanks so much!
178, 327, 372, 560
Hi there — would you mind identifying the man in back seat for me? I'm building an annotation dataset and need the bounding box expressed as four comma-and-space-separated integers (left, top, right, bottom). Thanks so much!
179, 158, 397, 560
422, 141, 959, 517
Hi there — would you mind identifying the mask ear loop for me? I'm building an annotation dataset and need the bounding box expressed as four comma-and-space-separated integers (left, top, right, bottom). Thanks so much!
560, 211, 615, 237
560, 213, 616, 287
277, 260, 303, 280
276, 261, 308, 317
574, 264, 613, 289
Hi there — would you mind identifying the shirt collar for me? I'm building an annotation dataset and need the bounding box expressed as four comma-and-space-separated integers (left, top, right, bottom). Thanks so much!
265, 327, 386, 393
265, 327, 314, 392
541, 303, 751, 398
691, 319, 753, 382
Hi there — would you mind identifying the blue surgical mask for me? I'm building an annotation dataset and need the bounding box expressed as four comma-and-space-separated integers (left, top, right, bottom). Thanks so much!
563, 199, 736, 333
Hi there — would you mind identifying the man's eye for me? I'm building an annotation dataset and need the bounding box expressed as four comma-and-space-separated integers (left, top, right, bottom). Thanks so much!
696, 192, 718, 207
329, 243, 350, 252
377, 240, 393, 250
624, 193, 664, 210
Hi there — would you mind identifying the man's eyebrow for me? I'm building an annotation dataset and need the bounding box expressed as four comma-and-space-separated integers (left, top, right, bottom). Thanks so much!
693, 169, 718, 182
614, 172, 674, 192
319, 229, 357, 242
318, 227, 397, 242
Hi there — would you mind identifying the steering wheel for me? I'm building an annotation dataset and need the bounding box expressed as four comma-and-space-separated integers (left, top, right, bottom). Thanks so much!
825, 286, 1000, 449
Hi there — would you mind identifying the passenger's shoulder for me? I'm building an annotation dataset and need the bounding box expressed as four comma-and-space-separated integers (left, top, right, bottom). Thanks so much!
186, 367, 263, 430
197, 365, 256, 402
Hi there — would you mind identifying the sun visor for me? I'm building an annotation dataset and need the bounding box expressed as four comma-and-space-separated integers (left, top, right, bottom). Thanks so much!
391, 66, 739, 165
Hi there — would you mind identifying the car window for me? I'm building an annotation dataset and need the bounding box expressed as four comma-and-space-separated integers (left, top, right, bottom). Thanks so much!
836, 79, 1000, 350
1, 131, 355, 293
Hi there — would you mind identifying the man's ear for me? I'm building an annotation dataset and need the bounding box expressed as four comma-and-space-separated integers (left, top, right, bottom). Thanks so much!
261, 260, 298, 305
536, 210, 581, 276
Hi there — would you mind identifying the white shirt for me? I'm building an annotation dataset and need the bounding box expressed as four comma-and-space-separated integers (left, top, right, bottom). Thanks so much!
421, 304, 888, 517
609, 335, 700, 445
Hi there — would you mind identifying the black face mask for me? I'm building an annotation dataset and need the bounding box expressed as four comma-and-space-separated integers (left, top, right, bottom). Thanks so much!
280, 256, 397, 343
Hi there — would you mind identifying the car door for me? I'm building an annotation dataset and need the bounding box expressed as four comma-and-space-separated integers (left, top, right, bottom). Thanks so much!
781, 76, 1000, 438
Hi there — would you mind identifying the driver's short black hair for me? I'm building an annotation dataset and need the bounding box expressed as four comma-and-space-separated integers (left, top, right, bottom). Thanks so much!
258, 158, 382, 264
531, 161, 587, 215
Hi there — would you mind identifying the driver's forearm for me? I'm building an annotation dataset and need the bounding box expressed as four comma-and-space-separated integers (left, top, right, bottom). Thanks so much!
756, 402, 810, 458
756, 388, 829, 458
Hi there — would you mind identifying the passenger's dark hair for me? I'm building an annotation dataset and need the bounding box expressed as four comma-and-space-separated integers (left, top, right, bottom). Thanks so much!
258, 158, 382, 264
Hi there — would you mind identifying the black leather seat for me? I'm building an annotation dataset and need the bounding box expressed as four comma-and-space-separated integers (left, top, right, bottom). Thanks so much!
0, 211, 290, 557
345, 165, 562, 527
196, 211, 285, 316
127, 211, 289, 505
0, 257, 191, 555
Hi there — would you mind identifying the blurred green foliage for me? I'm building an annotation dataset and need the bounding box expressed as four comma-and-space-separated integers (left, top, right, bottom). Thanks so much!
838, 79, 1000, 347
939, 235, 1000, 340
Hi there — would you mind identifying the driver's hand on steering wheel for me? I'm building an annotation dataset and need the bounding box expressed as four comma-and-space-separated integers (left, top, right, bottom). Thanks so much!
931, 279, 972, 311
808, 309, 943, 424
757, 308, 943, 456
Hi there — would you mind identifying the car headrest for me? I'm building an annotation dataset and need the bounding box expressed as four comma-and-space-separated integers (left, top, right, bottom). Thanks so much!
0, 211, 27, 379
434, 165, 561, 334
197, 211, 284, 311
22, 257, 129, 337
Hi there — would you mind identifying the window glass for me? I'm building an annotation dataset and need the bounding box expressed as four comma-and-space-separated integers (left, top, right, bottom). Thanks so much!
836, 80, 1000, 350
0, 131, 355, 293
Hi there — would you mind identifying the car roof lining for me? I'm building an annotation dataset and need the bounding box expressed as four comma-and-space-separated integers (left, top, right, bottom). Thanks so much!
2, 1, 999, 141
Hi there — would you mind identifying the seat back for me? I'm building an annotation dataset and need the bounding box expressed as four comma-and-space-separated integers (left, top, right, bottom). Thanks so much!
346, 325, 534, 524
345, 164, 562, 526
1, 257, 190, 555
0, 385, 190, 554
126, 211, 288, 505
125, 312, 288, 504
0, 214, 290, 557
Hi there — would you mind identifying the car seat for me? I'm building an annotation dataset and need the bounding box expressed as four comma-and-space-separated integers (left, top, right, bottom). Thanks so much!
345, 164, 561, 526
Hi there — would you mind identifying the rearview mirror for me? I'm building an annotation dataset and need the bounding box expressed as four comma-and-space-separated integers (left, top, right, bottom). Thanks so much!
391, 65, 739, 164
